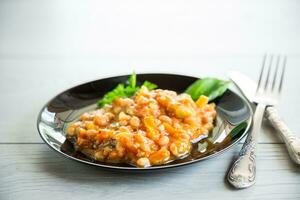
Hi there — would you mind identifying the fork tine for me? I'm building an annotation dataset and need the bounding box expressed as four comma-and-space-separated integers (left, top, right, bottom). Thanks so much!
271, 55, 280, 92
278, 56, 287, 94
256, 54, 286, 98
264, 55, 273, 91
256, 54, 267, 93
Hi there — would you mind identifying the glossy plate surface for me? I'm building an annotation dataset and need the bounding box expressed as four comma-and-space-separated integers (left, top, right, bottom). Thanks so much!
37, 73, 252, 170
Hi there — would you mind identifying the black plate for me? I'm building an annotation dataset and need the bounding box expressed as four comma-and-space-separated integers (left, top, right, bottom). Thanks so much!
37, 73, 252, 171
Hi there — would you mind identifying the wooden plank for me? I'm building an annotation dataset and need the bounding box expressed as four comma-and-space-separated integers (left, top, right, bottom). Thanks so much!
1, 57, 300, 143
0, 143, 299, 200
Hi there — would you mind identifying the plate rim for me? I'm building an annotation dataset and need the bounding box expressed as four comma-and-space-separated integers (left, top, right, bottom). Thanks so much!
37, 73, 252, 171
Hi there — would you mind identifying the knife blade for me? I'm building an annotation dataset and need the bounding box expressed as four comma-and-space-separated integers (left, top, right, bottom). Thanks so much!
228, 71, 300, 165
228, 71, 257, 103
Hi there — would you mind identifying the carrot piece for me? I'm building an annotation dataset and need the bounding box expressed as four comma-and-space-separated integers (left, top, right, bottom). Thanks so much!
149, 148, 170, 165
196, 95, 209, 109
163, 122, 176, 136
144, 116, 160, 141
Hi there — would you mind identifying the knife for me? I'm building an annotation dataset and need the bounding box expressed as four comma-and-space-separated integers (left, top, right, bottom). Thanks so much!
229, 71, 300, 165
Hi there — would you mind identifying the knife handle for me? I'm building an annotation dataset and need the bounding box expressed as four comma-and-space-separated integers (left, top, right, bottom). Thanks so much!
266, 107, 300, 165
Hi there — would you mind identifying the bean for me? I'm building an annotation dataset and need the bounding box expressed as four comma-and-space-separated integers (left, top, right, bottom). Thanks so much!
116, 143, 125, 157
105, 112, 115, 120
67, 126, 75, 136
140, 144, 151, 153
119, 112, 130, 121
113, 106, 122, 114
94, 115, 109, 126
116, 98, 134, 107
77, 138, 89, 147
170, 143, 178, 156
158, 124, 165, 132
159, 115, 172, 124
202, 115, 213, 124
158, 136, 169, 146
184, 117, 196, 126
126, 106, 135, 115
175, 106, 193, 118
137, 96, 149, 105
119, 120, 128, 126
95, 151, 105, 160
119, 126, 130, 132
137, 157, 151, 167
170, 142, 190, 157
108, 151, 119, 159
130, 116, 140, 128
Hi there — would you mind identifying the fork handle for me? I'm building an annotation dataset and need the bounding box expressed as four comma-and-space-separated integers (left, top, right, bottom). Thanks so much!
266, 107, 300, 164
227, 104, 266, 189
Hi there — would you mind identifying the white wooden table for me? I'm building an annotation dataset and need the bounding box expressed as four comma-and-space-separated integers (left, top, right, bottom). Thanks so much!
1, 0, 300, 199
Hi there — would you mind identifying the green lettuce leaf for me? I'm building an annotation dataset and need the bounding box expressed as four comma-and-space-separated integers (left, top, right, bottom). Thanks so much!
97, 73, 157, 108
185, 78, 230, 101
142, 81, 157, 90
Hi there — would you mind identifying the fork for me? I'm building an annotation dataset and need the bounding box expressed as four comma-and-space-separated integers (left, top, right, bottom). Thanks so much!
227, 55, 286, 189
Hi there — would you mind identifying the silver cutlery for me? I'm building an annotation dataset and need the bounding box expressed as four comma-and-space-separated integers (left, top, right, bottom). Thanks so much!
229, 71, 300, 165
227, 55, 287, 188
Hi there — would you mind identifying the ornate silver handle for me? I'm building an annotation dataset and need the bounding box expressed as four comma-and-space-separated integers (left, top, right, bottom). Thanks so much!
265, 107, 300, 164
227, 104, 266, 189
